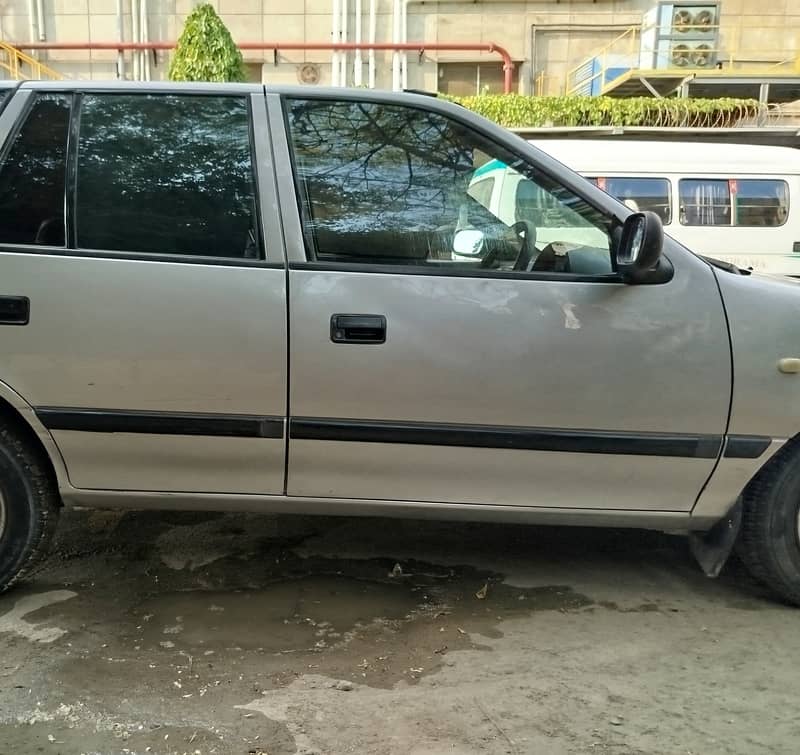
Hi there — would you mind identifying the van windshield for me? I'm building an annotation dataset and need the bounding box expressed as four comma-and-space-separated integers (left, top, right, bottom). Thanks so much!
467, 158, 610, 253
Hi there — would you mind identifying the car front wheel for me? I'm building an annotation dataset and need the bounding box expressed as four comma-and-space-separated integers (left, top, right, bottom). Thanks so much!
738, 443, 800, 606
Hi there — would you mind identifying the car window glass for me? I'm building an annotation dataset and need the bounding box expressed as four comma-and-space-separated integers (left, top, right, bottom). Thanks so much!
286, 98, 613, 276
591, 177, 672, 225
0, 93, 71, 247
76, 94, 259, 258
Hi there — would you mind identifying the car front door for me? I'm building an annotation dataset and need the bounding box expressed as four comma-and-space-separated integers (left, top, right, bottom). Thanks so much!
273, 93, 731, 513
0, 86, 287, 495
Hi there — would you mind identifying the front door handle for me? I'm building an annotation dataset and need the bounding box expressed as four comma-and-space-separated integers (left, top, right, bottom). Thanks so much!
330, 314, 386, 344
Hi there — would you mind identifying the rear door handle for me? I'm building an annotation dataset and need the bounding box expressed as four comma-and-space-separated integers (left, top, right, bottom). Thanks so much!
330, 314, 386, 344
0, 296, 29, 325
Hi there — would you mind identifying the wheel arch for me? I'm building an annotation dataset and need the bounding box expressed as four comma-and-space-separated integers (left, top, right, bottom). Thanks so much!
0, 380, 68, 493
692, 434, 795, 528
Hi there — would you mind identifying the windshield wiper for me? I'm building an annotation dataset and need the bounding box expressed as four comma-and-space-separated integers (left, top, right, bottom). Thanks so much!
700, 255, 752, 276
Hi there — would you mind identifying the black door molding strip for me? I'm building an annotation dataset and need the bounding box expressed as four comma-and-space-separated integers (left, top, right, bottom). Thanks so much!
36, 407, 284, 438
291, 417, 729, 458
34, 408, 770, 459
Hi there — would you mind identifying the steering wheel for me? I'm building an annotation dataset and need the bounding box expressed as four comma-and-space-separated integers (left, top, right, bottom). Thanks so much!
511, 220, 537, 271
479, 221, 537, 270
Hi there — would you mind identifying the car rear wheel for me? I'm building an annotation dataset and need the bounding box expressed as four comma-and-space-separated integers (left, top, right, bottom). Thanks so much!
738, 443, 800, 606
0, 422, 60, 592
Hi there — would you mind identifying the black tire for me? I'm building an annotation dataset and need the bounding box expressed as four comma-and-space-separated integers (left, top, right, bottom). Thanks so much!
738, 442, 800, 606
0, 421, 60, 593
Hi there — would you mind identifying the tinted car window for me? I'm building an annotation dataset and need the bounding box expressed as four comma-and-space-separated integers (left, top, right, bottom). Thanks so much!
286, 98, 612, 275
0, 93, 71, 246
76, 94, 259, 258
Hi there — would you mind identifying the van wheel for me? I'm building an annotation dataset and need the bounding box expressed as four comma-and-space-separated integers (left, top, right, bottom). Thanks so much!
737, 443, 800, 606
0, 422, 60, 592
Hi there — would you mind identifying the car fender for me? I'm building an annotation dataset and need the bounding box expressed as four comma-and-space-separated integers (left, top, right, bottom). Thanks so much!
0, 377, 70, 489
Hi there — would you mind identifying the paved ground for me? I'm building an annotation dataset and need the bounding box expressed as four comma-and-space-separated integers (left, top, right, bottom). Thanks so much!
0, 507, 798, 755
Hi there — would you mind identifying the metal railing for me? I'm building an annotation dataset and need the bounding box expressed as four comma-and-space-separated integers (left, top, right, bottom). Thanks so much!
565, 23, 800, 97
0, 41, 62, 80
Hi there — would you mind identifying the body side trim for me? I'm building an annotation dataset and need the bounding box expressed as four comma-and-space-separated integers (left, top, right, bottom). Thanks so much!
724, 434, 772, 459
36, 408, 284, 438
291, 417, 724, 458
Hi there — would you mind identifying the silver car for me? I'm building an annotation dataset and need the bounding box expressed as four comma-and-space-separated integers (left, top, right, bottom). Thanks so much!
0, 81, 798, 605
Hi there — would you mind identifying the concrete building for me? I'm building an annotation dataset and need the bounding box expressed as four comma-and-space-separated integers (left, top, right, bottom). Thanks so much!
0, 0, 798, 98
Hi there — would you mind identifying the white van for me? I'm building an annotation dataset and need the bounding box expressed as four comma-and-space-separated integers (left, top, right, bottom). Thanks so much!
486, 139, 800, 276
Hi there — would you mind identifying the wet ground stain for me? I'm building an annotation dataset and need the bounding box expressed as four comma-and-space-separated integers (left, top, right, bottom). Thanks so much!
42, 552, 594, 695
7, 532, 596, 755
0, 509, 782, 755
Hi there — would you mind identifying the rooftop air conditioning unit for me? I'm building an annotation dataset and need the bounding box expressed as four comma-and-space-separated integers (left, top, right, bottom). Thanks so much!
639, 2, 719, 70
670, 41, 714, 68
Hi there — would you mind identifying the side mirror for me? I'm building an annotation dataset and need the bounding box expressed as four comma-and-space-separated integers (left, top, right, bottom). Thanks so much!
616, 211, 664, 283
453, 229, 485, 258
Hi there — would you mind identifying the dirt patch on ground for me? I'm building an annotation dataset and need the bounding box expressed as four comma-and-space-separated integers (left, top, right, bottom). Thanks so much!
0, 509, 797, 754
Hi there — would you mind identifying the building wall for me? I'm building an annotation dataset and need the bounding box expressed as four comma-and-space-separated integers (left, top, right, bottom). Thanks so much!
0, 0, 797, 94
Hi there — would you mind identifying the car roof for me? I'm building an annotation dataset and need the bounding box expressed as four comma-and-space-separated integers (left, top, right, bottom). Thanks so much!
18, 80, 444, 101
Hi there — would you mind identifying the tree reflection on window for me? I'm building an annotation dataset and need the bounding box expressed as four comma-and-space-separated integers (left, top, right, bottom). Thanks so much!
76, 94, 259, 258
286, 98, 612, 274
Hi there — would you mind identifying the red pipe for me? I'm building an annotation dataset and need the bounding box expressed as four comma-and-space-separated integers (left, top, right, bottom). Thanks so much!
12, 40, 516, 94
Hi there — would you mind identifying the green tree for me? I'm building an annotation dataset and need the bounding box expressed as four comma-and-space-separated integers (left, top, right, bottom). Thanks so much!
168, 3, 245, 83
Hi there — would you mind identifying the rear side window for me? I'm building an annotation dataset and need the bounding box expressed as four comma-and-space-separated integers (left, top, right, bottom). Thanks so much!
0, 93, 71, 246
75, 94, 260, 258
679, 178, 789, 227
590, 177, 672, 225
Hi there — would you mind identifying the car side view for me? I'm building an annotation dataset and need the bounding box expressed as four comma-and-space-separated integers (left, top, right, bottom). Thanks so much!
0, 80, 799, 605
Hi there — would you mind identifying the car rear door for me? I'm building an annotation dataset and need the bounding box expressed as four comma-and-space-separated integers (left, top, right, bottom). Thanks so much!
270, 91, 732, 514
0, 84, 287, 494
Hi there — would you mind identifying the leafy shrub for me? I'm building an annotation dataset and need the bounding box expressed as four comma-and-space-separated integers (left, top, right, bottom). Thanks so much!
169, 3, 245, 83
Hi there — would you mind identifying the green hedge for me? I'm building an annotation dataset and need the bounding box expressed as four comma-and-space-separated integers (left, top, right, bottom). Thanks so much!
451, 95, 762, 129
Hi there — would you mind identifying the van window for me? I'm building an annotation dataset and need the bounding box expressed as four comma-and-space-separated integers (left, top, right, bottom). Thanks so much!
734, 179, 788, 227
590, 177, 672, 225
679, 178, 789, 228
0, 93, 71, 247
75, 94, 260, 259
679, 179, 730, 226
